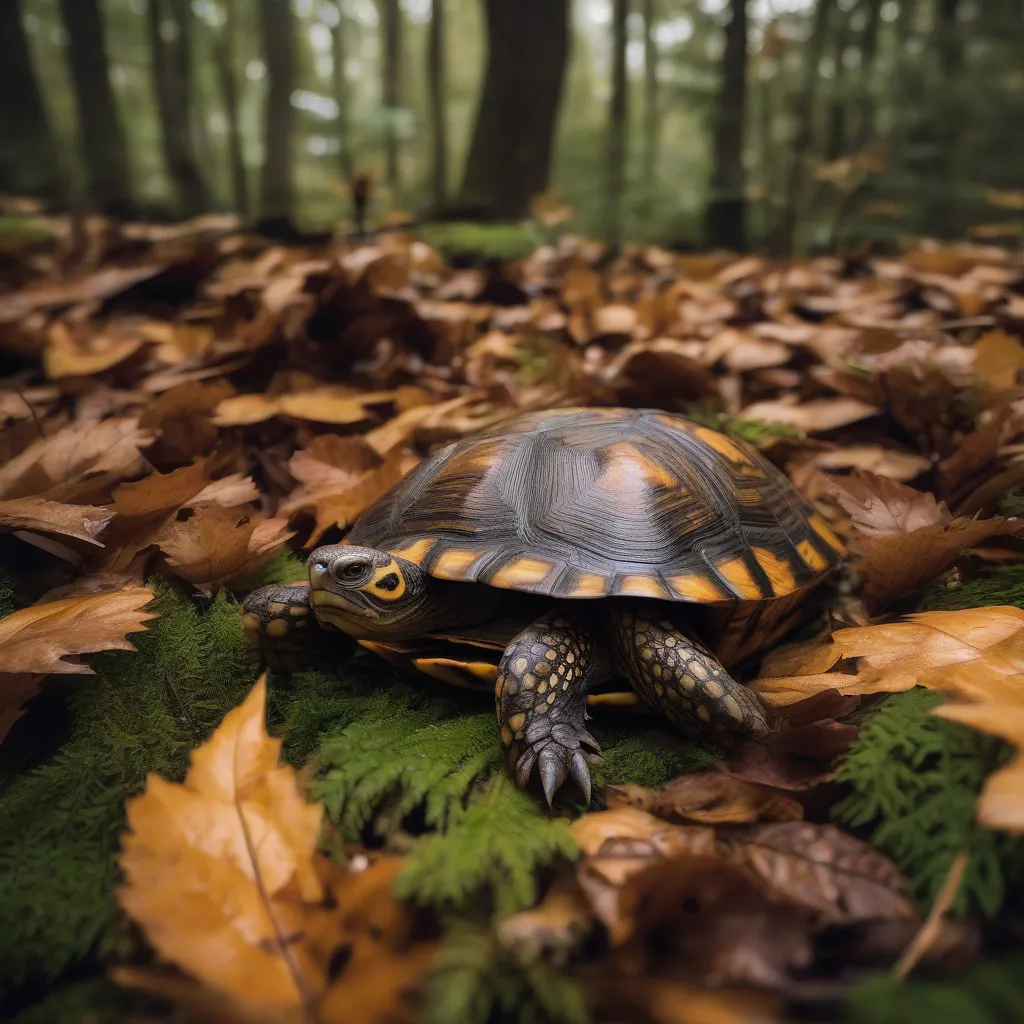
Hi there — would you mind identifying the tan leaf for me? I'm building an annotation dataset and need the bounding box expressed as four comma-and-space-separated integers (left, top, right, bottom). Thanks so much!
607, 771, 803, 826
741, 396, 880, 433
117, 677, 435, 1020
0, 673, 46, 746
974, 329, 1024, 392
824, 470, 949, 535
156, 504, 257, 590
211, 393, 281, 426
0, 498, 113, 545
43, 321, 145, 379
0, 588, 156, 675
810, 446, 930, 483
0, 418, 152, 501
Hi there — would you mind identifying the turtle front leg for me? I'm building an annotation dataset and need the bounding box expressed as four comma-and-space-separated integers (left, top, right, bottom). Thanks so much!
496, 611, 609, 808
241, 582, 338, 671
609, 605, 774, 742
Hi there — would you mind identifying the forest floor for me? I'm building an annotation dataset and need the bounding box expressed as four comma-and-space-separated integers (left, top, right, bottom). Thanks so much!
1, 210, 1024, 1024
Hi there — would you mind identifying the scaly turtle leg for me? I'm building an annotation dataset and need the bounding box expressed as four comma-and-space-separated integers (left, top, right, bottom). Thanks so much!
496, 610, 609, 808
241, 582, 341, 671
608, 604, 773, 742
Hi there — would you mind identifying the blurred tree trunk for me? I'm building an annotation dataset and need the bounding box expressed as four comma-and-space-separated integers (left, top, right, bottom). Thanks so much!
332, 2, 353, 184
0, 0, 62, 199
427, 0, 448, 211
57, 0, 134, 216
854, 0, 882, 148
774, 0, 832, 254
605, 0, 628, 248
213, 0, 249, 216
925, 0, 962, 232
640, 0, 659, 203
704, 0, 749, 251
824, 3, 854, 161
147, 0, 207, 216
258, 0, 296, 229
379, 0, 402, 192
457, 0, 570, 220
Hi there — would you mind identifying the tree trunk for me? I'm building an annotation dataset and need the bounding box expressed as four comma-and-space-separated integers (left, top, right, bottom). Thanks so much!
147, 0, 207, 216
823, 3, 854, 161
258, 0, 296, 229
379, 0, 402, 192
774, 0, 833, 255
57, 0, 134, 216
605, 0, 629, 248
640, 0, 659, 201
213, 0, 248, 216
0, 0, 62, 199
427, 0, 448, 211
457, 0, 570, 220
332, 3, 354, 184
704, 0, 749, 251
853, 0, 882, 148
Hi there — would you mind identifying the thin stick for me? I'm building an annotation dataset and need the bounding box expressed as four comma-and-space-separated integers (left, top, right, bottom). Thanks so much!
15, 387, 46, 439
892, 848, 969, 981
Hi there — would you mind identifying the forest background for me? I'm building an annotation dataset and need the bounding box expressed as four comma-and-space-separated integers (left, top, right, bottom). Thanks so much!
4, 0, 1024, 253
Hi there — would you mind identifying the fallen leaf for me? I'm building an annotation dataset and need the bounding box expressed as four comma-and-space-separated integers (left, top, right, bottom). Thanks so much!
43, 320, 145, 379
155, 504, 259, 591
825, 470, 948, 535
117, 676, 435, 1019
0, 588, 156, 676
723, 821, 916, 924
0, 497, 113, 545
741, 396, 880, 433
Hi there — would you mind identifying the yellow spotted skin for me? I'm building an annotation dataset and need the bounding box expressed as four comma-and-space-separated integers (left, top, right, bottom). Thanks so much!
495, 612, 608, 806
241, 582, 338, 671
609, 605, 772, 741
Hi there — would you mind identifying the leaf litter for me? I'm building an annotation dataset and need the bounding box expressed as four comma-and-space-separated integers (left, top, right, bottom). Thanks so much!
1, 215, 1024, 1021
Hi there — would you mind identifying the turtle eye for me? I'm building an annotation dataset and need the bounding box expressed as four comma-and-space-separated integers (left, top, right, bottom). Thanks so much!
339, 560, 370, 581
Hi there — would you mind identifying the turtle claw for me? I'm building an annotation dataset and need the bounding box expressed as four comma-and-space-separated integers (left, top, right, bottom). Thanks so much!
514, 733, 596, 808
539, 747, 566, 808
570, 750, 592, 807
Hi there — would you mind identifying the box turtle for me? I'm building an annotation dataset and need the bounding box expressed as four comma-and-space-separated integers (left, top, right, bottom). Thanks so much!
243, 407, 844, 805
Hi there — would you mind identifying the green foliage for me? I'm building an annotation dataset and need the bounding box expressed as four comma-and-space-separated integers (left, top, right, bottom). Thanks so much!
681, 402, 799, 445
423, 924, 589, 1024
0, 578, 257, 997
845, 955, 1024, 1024
0, 569, 15, 618
7, 979, 157, 1024
919, 565, 1024, 613
229, 549, 307, 591
832, 688, 1024, 917
418, 222, 544, 261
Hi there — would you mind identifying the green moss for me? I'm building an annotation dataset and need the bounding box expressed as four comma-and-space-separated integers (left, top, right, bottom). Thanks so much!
0, 579, 258, 998
418, 222, 543, 261
229, 549, 307, 592
681, 402, 799, 445
0, 570, 15, 618
845, 955, 1024, 1024
832, 688, 1024, 917
918, 565, 1024, 612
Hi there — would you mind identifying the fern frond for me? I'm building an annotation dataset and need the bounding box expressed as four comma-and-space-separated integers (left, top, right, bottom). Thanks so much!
833, 688, 1024, 917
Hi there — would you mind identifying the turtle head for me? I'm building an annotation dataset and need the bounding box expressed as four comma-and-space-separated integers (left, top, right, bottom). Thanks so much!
307, 545, 429, 638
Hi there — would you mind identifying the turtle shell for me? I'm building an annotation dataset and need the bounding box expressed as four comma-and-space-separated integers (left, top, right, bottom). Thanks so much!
347, 407, 844, 604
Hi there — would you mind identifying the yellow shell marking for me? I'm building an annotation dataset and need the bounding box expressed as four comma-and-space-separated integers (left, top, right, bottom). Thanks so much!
489, 557, 554, 589
368, 559, 407, 600
796, 538, 829, 572
587, 691, 641, 707
751, 547, 797, 597
692, 426, 756, 469
809, 514, 847, 555
431, 548, 484, 580
387, 537, 436, 565
599, 441, 678, 490
266, 618, 290, 638
716, 557, 764, 599
568, 573, 610, 598
617, 575, 670, 599
667, 574, 724, 602
413, 658, 496, 689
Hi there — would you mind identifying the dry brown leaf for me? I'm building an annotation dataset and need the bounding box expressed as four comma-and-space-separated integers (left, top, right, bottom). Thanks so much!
741, 396, 880, 433
0, 418, 152, 502
0, 497, 113, 545
810, 446, 931, 482
724, 822, 915, 924
155, 504, 258, 591
0, 588, 156, 676
43, 320, 145, 379
606, 771, 803, 826
974, 328, 1024, 393
117, 676, 435, 1021
825, 470, 949, 535
589, 976, 783, 1024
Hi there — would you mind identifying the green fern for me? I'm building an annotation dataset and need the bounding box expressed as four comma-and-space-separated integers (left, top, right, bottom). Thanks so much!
0, 578, 259, 997
423, 924, 589, 1024
919, 564, 1024, 613
832, 688, 1024, 917
846, 955, 1024, 1024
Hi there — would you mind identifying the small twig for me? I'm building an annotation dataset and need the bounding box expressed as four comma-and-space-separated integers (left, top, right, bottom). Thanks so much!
892, 848, 970, 981
15, 387, 46, 439
164, 673, 201, 742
